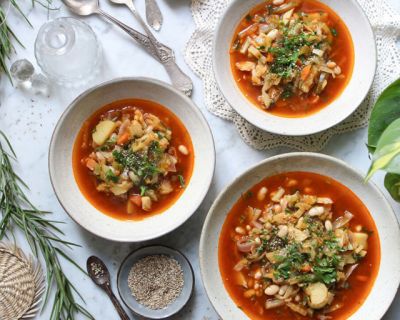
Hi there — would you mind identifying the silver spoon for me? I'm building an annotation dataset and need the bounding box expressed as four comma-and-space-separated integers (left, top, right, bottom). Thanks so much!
108, 0, 187, 89
145, 0, 163, 31
62, 0, 193, 96
87, 256, 130, 320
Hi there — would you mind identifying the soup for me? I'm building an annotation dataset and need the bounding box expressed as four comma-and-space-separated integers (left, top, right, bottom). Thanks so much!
219, 172, 380, 319
230, 0, 354, 117
73, 99, 194, 220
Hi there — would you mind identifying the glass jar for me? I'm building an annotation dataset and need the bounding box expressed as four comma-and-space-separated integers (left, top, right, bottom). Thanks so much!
35, 17, 102, 88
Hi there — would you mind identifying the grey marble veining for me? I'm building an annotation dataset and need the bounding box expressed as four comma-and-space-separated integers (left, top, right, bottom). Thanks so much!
0, 0, 399, 319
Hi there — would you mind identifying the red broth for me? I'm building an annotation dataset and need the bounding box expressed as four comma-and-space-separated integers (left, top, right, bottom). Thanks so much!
230, 0, 354, 118
73, 99, 194, 221
219, 172, 380, 320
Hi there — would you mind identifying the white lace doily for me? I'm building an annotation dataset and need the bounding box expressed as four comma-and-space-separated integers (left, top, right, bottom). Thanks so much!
185, 0, 400, 151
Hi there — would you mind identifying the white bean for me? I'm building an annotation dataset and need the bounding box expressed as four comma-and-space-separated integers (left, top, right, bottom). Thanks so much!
235, 227, 246, 235
308, 206, 325, 216
277, 225, 288, 238
178, 145, 189, 155
279, 285, 289, 296
257, 187, 268, 201
325, 220, 333, 231
265, 285, 280, 296
273, 0, 285, 5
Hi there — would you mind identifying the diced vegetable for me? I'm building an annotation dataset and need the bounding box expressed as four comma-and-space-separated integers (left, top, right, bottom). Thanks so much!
231, 0, 349, 112
82, 107, 190, 215
352, 232, 369, 250
227, 180, 370, 317
92, 120, 117, 145
305, 283, 330, 309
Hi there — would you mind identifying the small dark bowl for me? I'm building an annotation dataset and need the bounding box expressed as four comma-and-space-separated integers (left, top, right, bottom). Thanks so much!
117, 245, 194, 319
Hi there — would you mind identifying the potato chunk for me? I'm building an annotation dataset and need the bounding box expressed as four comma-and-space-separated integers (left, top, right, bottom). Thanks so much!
92, 120, 117, 145
353, 232, 369, 250
305, 282, 330, 309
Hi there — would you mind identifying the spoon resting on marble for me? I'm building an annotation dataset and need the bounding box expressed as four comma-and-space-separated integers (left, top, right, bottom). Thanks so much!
62, 0, 193, 96
145, 0, 163, 31
87, 256, 131, 320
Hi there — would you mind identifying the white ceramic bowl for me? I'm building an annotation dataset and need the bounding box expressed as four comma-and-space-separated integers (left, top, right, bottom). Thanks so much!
49, 78, 215, 242
200, 153, 400, 320
213, 0, 376, 136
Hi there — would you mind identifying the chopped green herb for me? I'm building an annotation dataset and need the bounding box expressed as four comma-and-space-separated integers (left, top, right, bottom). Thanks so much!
140, 185, 148, 196
242, 191, 254, 200
245, 14, 252, 22
105, 169, 119, 183
331, 28, 338, 37
178, 175, 186, 188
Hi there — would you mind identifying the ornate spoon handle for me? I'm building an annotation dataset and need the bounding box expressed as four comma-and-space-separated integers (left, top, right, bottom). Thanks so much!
124, 2, 193, 96
96, 9, 193, 96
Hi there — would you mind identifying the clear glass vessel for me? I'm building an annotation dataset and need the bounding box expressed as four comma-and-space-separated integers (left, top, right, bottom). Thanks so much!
35, 17, 102, 88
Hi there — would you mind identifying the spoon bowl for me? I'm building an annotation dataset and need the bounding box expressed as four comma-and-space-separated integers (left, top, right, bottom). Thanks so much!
86, 256, 130, 320
87, 255, 110, 286
62, 0, 99, 15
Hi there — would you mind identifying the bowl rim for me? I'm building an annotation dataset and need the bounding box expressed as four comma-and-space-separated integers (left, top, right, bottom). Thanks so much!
48, 77, 216, 242
199, 152, 400, 319
116, 244, 195, 319
212, 0, 377, 136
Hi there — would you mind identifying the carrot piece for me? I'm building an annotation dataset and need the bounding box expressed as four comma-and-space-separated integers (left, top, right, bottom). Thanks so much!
356, 275, 369, 282
310, 95, 320, 104
85, 159, 97, 171
129, 195, 142, 207
117, 132, 131, 145
301, 64, 312, 81
266, 53, 274, 63
301, 265, 312, 272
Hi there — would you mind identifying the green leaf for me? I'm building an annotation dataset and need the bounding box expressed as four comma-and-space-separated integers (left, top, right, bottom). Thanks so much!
366, 118, 400, 180
384, 173, 400, 202
368, 78, 400, 152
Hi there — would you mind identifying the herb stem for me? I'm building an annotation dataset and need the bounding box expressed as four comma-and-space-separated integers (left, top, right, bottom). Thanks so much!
0, 131, 93, 320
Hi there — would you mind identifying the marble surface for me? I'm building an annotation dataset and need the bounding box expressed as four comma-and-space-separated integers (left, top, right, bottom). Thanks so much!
0, 0, 399, 319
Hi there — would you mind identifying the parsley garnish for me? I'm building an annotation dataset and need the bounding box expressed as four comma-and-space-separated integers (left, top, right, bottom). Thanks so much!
105, 169, 119, 183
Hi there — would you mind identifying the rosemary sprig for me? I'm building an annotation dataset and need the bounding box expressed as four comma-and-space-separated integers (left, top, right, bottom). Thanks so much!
0, 0, 53, 80
0, 131, 93, 320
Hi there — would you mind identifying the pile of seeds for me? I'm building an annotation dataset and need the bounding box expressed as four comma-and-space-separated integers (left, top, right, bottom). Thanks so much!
127, 255, 184, 310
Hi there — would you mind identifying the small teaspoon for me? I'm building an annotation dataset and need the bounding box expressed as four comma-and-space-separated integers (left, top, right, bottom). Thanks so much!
87, 256, 130, 320
145, 0, 163, 31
